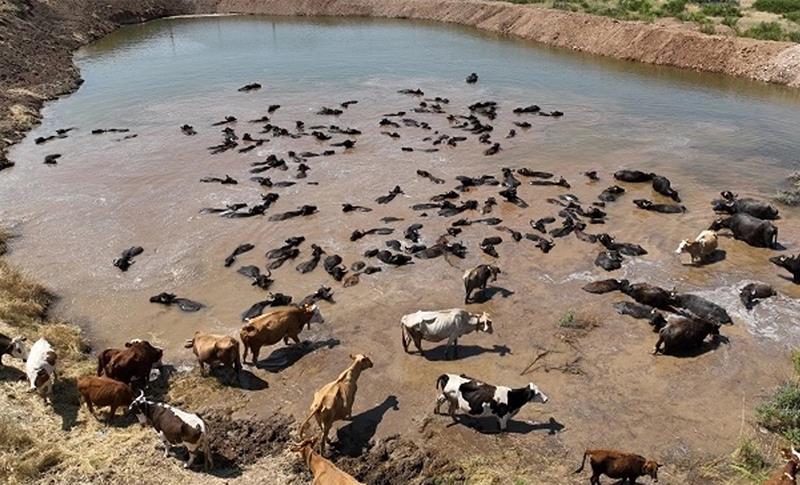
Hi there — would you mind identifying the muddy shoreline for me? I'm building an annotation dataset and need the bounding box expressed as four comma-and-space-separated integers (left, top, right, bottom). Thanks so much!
2, 0, 800, 168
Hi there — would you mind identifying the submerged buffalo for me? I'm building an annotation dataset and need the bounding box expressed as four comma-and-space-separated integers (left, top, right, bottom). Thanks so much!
709, 214, 778, 248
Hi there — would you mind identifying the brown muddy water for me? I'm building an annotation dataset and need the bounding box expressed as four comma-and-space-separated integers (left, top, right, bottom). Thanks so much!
4, 15, 800, 475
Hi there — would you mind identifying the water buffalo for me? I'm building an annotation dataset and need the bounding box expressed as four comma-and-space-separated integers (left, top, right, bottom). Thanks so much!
709, 214, 778, 248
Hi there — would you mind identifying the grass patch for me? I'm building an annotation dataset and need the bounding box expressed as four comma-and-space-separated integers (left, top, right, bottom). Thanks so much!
659, 0, 688, 16
700, 1, 742, 17
730, 436, 771, 482
754, 0, 800, 13
743, 21, 785, 40
756, 382, 800, 436
776, 173, 800, 205
0, 260, 52, 326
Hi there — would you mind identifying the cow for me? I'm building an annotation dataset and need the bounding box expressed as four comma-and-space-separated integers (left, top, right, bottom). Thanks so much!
620, 282, 675, 310
184, 332, 241, 380
676, 230, 717, 264
670, 292, 732, 326
765, 447, 800, 485
574, 449, 660, 484
770, 254, 800, 284
240, 304, 323, 365
709, 214, 778, 249
77, 375, 134, 421
740, 282, 776, 310
99, 339, 163, 388
614, 170, 653, 183
712, 192, 779, 220
652, 175, 680, 202
299, 354, 373, 455
400, 309, 493, 360
653, 315, 721, 355
25, 338, 57, 403
435, 373, 547, 431
0, 333, 27, 365
463, 264, 500, 303
128, 391, 213, 470
290, 437, 364, 485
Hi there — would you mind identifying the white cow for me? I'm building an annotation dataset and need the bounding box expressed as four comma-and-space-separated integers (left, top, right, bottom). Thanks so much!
25, 338, 57, 403
435, 373, 548, 431
400, 308, 492, 359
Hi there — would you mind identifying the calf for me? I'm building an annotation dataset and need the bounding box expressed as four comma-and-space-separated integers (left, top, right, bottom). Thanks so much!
574, 449, 660, 484
435, 373, 547, 431
463, 264, 500, 303
299, 354, 373, 455
100, 339, 163, 387
184, 332, 241, 380
653, 315, 720, 355
129, 392, 213, 470
0, 333, 27, 365
25, 338, 57, 403
676, 230, 717, 264
290, 437, 364, 485
77, 375, 133, 421
400, 309, 493, 359
240, 303, 323, 364
709, 214, 778, 249
765, 447, 800, 485
770, 254, 800, 284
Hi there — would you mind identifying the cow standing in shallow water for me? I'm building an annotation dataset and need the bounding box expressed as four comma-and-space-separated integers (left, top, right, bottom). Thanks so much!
400, 309, 492, 359
129, 392, 213, 470
435, 373, 547, 431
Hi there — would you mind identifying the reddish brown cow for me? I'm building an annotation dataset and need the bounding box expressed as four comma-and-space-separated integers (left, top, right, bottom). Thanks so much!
765, 448, 800, 485
574, 449, 661, 484
240, 304, 323, 364
77, 375, 134, 421
100, 340, 163, 387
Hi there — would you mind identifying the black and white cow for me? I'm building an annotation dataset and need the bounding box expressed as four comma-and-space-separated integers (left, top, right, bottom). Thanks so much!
129, 392, 213, 470
0, 333, 28, 365
435, 373, 547, 430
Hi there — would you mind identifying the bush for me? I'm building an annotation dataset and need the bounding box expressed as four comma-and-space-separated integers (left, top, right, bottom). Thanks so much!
700, 22, 717, 34
785, 11, 800, 22
701, 2, 742, 17
731, 436, 770, 482
744, 21, 785, 40
789, 30, 800, 41
659, 0, 688, 16
722, 15, 740, 28
620, 0, 654, 13
754, 0, 800, 13
757, 382, 800, 435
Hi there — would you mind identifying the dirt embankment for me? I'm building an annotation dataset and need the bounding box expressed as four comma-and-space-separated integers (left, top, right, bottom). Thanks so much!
1, 0, 799, 166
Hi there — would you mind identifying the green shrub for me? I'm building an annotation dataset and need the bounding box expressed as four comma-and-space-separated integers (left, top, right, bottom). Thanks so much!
785, 11, 800, 22
730, 436, 770, 482
700, 22, 717, 34
659, 0, 688, 16
754, 0, 800, 13
701, 2, 742, 17
756, 382, 800, 435
788, 30, 800, 41
620, 0, 653, 13
722, 15, 740, 28
744, 21, 785, 40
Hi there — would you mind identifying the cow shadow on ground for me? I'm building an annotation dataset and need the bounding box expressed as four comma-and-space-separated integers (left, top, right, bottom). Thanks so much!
469, 286, 515, 304
683, 249, 726, 266
168, 448, 243, 478
255, 338, 340, 373
447, 415, 564, 435
211, 367, 269, 391
0, 363, 25, 382
659, 335, 730, 359
422, 344, 511, 362
333, 395, 400, 457
147, 364, 177, 400
52, 375, 81, 431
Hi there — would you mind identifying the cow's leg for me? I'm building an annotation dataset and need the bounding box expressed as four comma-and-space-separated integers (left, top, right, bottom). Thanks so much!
434, 394, 447, 414
199, 361, 206, 377
84, 398, 97, 419
108, 405, 117, 422
498, 415, 508, 431
290, 334, 301, 345
652, 336, 664, 355
159, 432, 171, 458
283, 336, 290, 345
252, 346, 260, 364
185, 448, 197, 469
242, 345, 249, 364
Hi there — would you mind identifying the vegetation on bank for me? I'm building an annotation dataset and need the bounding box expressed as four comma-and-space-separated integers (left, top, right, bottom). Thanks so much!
496, 0, 800, 42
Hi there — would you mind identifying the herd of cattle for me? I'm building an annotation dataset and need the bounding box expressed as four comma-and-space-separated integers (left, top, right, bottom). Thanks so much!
4, 73, 800, 484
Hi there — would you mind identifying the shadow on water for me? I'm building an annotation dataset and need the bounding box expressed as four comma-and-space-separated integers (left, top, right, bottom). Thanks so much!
657, 335, 730, 358
682, 249, 726, 266
423, 344, 511, 362
334, 395, 400, 457
255, 338, 340, 373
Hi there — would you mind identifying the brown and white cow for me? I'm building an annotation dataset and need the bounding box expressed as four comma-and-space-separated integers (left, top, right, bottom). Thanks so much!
77, 375, 134, 421
290, 437, 364, 485
99, 339, 163, 387
25, 338, 57, 403
765, 447, 800, 485
184, 332, 241, 380
240, 304, 323, 364
129, 392, 213, 470
299, 354, 373, 455
574, 449, 661, 484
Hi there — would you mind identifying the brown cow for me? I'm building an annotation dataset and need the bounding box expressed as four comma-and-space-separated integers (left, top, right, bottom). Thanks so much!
574, 449, 660, 484
100, 339, 163, 387
184, 332, 241, 380
77, 375, 134, 421
240, 304, 323, 364
290, 437, 364, 485
765, 448, 800, 485
299, 354, 373, 455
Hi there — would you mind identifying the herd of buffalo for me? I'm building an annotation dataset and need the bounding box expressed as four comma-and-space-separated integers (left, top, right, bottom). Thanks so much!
2, 70, 799, 484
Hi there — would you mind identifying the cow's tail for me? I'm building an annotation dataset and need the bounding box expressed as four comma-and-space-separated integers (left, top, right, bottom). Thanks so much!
202, 432, 214, 470
574, 451, 589, 474
400, 321, 410, 352
436, 374, 449, 391
96, 353, 104, 376
298, 403, 320, 438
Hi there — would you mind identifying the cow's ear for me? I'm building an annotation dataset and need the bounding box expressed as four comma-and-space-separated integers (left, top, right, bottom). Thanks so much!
125, 342, 132, 348
349, 354, 356, 360
19, 336, 27, 342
